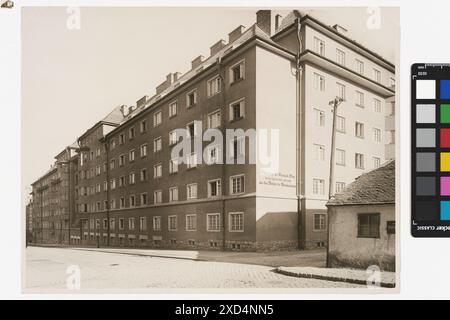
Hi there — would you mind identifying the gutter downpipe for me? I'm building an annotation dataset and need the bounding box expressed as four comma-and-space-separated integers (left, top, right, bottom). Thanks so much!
296, 18, 304, 250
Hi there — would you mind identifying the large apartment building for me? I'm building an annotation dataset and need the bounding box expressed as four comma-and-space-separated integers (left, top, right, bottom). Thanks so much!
28, 9, 395, 251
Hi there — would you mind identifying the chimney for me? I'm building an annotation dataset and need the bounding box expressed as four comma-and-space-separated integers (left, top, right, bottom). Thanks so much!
228, 25, 245, 43
156, 73, 176, 95
173, 72, 181, 82
120, 105, 128, 116
136, 95, 149, 108
256, 10, 272, 36
128, 106, 134, 114
191, 55, 204, 69
210, 39, 226, 56
274, 14, 282, 32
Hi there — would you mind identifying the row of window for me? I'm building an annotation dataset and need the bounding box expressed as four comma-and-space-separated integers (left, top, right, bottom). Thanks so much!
313, 36, 394, 86
313, 73, 386, 110
313, 145, 382, 168
84, 212, 244, 233
77, 175, 244, 213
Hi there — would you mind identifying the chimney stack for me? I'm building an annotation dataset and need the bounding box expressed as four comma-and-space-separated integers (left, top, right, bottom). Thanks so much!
136, 95, 149, 108
156, 72, 179, 95
228, 25, 245, 43
256, 10, 272, 36
210, 39, 226, 56
191, 55, 204, 69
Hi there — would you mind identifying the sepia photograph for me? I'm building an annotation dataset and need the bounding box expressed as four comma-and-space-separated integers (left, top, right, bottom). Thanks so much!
22, 5, 398, 292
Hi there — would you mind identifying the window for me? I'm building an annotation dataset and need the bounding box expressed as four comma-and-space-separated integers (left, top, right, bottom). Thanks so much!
187, 153, 197, 169
355, 122, 364, 138
336, 149, 346, 166
129, 172, 136, 184
96, 183, 101, 193
140, 144, 147, 157
140, 193, 148, 206
207, 75, 222, 97
140, 120, 147, 133
169, 187, 178, 202
355, 59, 364, 75
336, 82, 346, 100
313, 73, 325, 91
153, 216, 161, 231
208, 110, 221, 129
153, 163, 162, 178
129, 127, 135, 139
373, 128, 381, 142
336, 116, 345, 133
110, 159, 115, 170
231, 137, 245, 162
111, 139, 117, 149
186, 89, 197, 107
169, 101, 178, 117
357, 213, 380, 238
110, 179, 116, 190
314, 108, 325, 127
313, 144, 325, 161
373, 68, 381, 83
96, 202, 101, 212
186, 214, 197, 231
154, 190, 162, 204
153, 110, 162, 127
208, 179, 221, 198
373, 98, 382, 113
119, 154, 125, 166
139, 217, 147, 231
355, 91, 364, 107
128, 218, 135, 230
229, 98, 245, 121
206, 146, 220, 165
119, 197, 125, 208
103, 180, 108, 191
207, 213, 220, 232
95, 165, 101, 176
187, 183, 198, 199
153, 137, 162, 152
335, 182, 346, 193
373, 156, 381, 168
229, 212, 244, 232
314, 214, 326, 230
140, 168, 147, 181
96, 147, 101, 157
109, 218, 115, 230
313, 37, 325, 56
230, 60, 245, 83
168, 216, 177, 231
355, 153, 364, 169
230, 174, 245, 194
186, 121, 197, 138
390, 77, 395, 87
119, 218, 124, 230
129, 149, 135, 162
313, 178, 325, 195
129, 195, 136, 207
119, 175, 125, 187
119, 134, 125, 145
169, 158, 178, 174
336, 48, 345, 66
169, 131, 177, 146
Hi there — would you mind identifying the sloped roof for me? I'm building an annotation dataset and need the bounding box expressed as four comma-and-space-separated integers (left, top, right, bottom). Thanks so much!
327, 160, 395, 206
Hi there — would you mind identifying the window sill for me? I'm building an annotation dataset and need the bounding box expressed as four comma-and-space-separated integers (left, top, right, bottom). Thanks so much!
230, 78, 244, 86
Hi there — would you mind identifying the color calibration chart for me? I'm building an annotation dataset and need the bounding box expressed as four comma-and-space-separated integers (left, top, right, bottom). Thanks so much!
412, 63, 450, 237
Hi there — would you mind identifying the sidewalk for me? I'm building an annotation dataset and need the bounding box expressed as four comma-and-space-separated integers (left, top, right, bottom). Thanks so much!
275, 266, 396, 288
66, 246, 326, 268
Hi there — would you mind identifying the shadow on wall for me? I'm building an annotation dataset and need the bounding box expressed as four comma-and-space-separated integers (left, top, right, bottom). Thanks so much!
256, 211, 298, 250
329, 251, 395, 272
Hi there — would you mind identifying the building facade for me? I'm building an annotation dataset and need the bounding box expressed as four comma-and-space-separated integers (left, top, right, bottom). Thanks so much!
28, 9, 395, 251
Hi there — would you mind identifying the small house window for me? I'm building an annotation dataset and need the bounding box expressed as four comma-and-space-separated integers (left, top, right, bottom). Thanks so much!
357, 213, 380, 238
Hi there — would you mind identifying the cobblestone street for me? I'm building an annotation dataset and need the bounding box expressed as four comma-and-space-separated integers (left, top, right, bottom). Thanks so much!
25, 247, 363, 290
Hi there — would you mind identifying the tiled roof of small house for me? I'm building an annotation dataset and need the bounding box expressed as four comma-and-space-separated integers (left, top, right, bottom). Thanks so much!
327, 160, 395, 206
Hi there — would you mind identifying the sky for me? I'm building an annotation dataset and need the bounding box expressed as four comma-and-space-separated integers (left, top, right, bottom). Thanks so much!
21, 6, 399, 204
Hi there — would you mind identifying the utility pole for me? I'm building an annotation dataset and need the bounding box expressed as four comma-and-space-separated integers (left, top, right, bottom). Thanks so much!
326, 96, 343, 268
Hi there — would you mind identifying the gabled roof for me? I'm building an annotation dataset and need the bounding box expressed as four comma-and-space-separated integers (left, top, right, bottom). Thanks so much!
327, 160, 395, 206
78, 105, 125, 141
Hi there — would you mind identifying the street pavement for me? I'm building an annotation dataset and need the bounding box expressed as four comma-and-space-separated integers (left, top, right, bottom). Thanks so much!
25, 246, 364, 290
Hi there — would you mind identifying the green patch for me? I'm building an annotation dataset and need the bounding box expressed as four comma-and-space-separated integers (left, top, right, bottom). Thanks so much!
440, 104, 450, 123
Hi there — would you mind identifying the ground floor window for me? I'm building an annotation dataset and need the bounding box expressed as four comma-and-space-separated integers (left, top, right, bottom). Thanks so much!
313, 213, 327, 231
357, 213, 380, 238
168, 215, 177, 231
186, 214, 197, 231
153, 216, 161, 231
207, 213, 220, 232
229, 212, 244, 232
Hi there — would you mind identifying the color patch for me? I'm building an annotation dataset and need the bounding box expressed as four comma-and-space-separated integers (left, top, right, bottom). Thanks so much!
441, 104, 450, 123
441, 128, 450, 148
415, 200, 438, 221
441, 80, 450, 99
417, 177, 436, 196
440, 201, 450, 220
442, 177, 450, 196
441, 153, 450, 172
416, 104, 435, 123
416, 152, 435, 172
416, 79, 436, 99
416, 128, 435, 148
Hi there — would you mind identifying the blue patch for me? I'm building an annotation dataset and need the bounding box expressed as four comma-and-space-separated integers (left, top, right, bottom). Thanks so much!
440, 80, 450, 99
